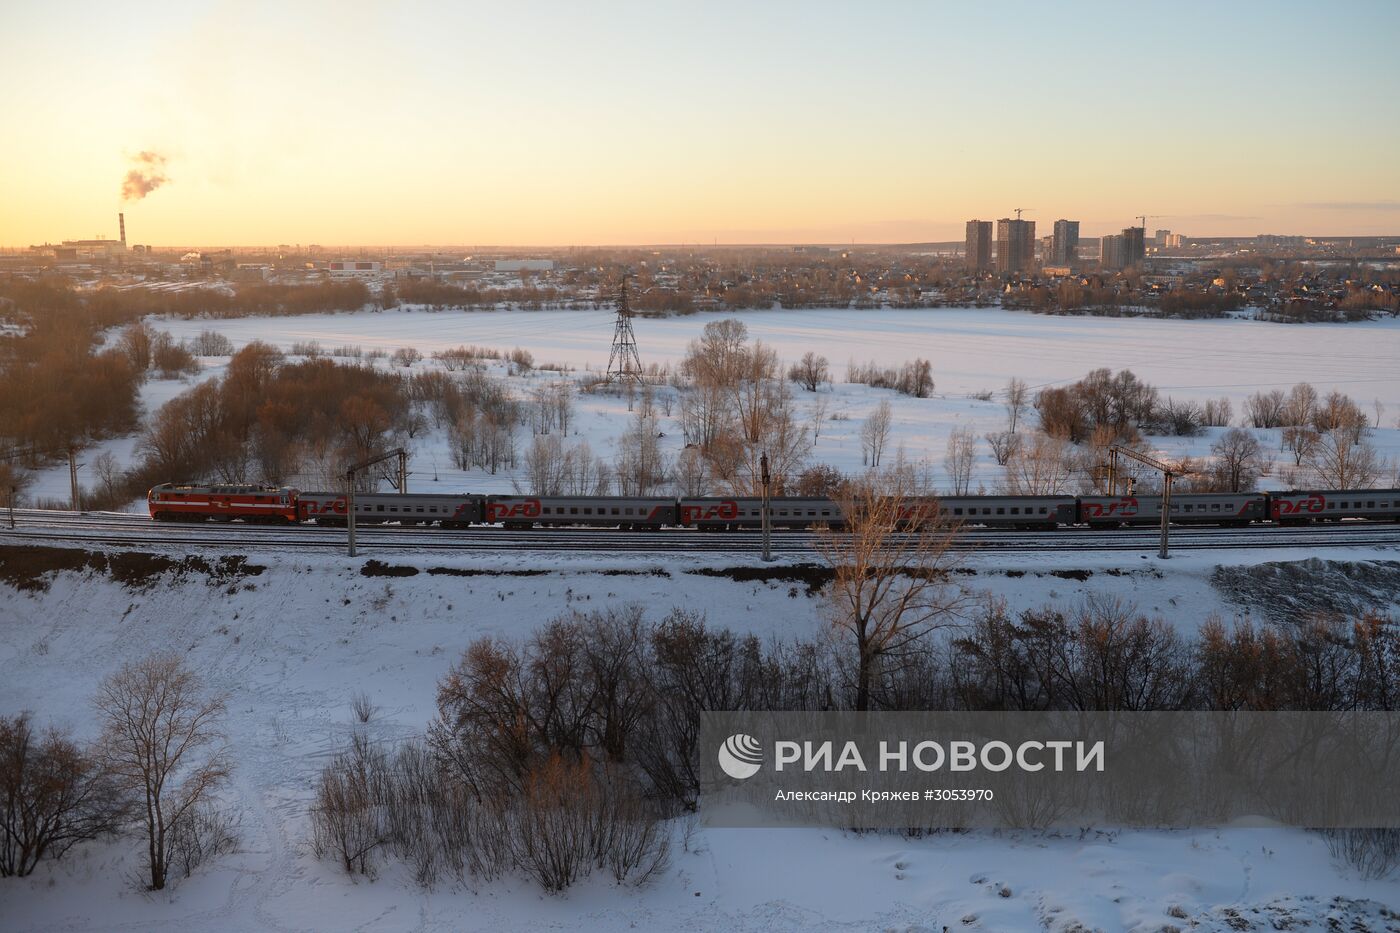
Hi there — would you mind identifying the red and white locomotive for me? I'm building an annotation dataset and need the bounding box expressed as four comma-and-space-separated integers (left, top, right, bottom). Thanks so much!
148, 483, 299, 524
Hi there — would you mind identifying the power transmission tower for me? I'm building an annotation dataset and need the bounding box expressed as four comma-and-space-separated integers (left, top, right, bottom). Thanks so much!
606, 277, 643, 385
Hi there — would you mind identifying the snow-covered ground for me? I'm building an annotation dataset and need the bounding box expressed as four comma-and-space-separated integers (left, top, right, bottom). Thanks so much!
3, 543, 1400, 931
23, 306, 1400, 504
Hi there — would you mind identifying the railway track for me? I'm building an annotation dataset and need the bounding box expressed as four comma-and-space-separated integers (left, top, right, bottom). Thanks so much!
1, 509, 1397, 555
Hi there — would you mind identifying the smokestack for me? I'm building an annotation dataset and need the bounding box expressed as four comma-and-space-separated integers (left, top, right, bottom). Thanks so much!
118, 212, 126, 248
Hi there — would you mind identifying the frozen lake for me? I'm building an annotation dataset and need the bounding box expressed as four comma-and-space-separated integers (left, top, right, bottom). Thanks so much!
156, 306, 1400, 409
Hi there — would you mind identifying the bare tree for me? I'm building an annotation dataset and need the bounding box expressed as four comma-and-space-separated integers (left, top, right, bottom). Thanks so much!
1210, 427, 1263, 492
809, 394, 830, 440
860, 400, 893, 468
788, 352, 830, 392
1004, 377, 1029, 433
1282, 426, 1320, 467
1202, 397, 1233, 428
1244, 389, 1287, 429
815, 474, 966, 711
523, 434, 569, 495
984, 430, 1020, 467
671, 447, 709, 497
1306, 430, 1384, 488
1313, 391, 1369, 444
1001, 431, 1076, 495
0, 714, 127, 877
943, 426, 976, 495
94, 654, 230, 890
614, 392, 669, 495
1282, 383, 1318, 428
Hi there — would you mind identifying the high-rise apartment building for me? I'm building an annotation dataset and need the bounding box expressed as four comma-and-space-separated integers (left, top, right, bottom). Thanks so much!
1051, 219, 1080, 267
1154, 229, 1171, 247
996, 218, 1036, 275
1122, 226, 1146, 266
1100, 234, 1126, 271
965, 220, 992, 273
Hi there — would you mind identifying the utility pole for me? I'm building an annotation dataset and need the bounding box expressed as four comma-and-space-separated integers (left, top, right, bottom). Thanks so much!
760, 452, 773, 562
346, 468, 357, 557
1109, 445, 1176, 559
344, 447, 408, 557
68, 446, 80, 512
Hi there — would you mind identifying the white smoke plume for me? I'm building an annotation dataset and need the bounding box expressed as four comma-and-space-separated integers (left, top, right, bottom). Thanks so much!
121, 151, 169, 201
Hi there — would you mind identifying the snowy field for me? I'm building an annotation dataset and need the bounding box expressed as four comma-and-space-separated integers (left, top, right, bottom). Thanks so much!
4, 545, 1400, 931
24, 306, 1400, 504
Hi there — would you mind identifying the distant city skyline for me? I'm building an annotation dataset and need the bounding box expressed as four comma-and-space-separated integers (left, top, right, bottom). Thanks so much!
3, 0, 1398, 247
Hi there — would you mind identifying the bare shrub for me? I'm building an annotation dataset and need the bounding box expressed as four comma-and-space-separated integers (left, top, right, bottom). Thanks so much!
1321, 829, 1400, 880
151, 333, 201, 378
391, 347, 423, 367
187, 330, 236, 356
169, 801, 240, 880
351, 691, 379, 724
1156, 397, 1204, 436
310, 732, 390, 877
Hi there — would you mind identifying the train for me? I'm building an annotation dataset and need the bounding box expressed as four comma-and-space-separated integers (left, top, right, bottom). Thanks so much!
147, 483, 1400, 531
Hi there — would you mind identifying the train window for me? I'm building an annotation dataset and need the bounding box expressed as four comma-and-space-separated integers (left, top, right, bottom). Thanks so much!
1039, 507, 1048, 514
625, 508, 634, 515
611, 508, 620, 515
1010, 507, 1019, 515
416, 507, 424, 513
376, 505, 385, 512
954, 508, 963, 516
808, 510, 816, 517
822, 510, 831, 517
1368, 501, 1375, 509
584, 508, 594, 515
570, 507, 579, 515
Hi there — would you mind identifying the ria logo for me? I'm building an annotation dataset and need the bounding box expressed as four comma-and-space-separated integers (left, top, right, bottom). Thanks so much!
718, 733, 763, 780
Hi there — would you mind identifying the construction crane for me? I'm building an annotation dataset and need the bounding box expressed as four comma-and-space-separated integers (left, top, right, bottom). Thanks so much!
1013, 208, 1033, 220
1135, 214, 1162, 229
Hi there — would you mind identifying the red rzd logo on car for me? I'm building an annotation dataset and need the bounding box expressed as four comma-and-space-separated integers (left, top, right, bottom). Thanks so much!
1274, 494, 1324, 517
1084, 497, 1139, 518
488, 499, 542, 520
682, 501, 739, 522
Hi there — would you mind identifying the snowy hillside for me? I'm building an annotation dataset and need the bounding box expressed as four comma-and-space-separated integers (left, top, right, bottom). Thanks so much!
3, 542, 1400, 931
